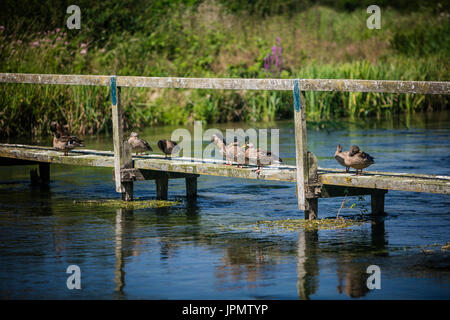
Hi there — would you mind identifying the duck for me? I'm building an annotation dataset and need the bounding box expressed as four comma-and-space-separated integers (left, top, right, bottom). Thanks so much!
226, 137, 246, 168
211, 134, 227, 160
335, 144, 374, 175
243, 142, 282, 173
157, 139, 179, 158
128, 132, 152, 155
50, 122, 84, 156
334, 144, 350, 173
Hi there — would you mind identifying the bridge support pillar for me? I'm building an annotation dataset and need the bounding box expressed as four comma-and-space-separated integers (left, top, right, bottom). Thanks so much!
39, 163, 50, 185
156, 174, 169, 200
121, 182, 133, 201
30, 163, 50, 186
371, 190, 387, 215
305, 198, 318, 220
186, 176, 197, 199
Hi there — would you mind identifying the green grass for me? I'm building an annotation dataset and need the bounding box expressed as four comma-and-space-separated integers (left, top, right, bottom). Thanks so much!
0, 2, 448, 137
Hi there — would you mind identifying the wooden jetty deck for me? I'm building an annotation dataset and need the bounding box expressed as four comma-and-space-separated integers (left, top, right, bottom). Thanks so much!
1, 72, 449, 219
1, 143, 449, 214
1, 143, 449, 193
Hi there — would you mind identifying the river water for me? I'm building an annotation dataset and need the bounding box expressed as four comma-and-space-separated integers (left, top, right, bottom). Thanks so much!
1, 111, 449, 299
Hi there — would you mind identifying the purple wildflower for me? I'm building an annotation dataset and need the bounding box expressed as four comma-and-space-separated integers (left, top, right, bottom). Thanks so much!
264, 38, 283, 77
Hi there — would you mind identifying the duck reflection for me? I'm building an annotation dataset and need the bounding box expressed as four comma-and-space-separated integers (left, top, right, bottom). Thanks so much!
155, 202, 200, 261
336, 258, 370, 298
337, 217, 387, 298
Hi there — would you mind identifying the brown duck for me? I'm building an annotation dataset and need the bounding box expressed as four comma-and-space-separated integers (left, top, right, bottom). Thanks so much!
128, 132, 152, 155
157, 139, 179, 158
335, 144, 374, 175
334, 144, 350, 172
211, 134, 227, 160
243, 142, 282, 173
226, 137, 246, 168
50, 122, 84, 156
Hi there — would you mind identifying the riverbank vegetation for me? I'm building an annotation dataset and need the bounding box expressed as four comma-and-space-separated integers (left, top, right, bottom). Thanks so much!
0, 0, 448, 137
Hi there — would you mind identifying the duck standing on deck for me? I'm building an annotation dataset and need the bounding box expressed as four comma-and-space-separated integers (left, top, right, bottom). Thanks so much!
334, 144, 374, 175
211, 134, 227, 162
128, 132, 152, 155
157, 139, 179, 158
243, 142, 282, 173
50, 122, 84, 156
226, 137, 246, 168
334, 144, 351, 173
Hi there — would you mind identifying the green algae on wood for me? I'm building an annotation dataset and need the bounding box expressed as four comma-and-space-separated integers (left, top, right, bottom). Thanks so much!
73, 199, 180, 209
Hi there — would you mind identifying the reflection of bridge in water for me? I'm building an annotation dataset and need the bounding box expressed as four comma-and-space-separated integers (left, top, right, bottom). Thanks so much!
110, 207, 388, 299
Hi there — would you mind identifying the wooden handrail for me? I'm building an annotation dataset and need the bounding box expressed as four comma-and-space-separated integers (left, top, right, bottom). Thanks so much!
0, 73, 449, 94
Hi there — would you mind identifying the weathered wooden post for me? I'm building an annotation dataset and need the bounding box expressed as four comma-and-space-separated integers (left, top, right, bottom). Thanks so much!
306, 151, 319, 219
186, 175, 198, 199
111, 75, 133, 201
121, 141, 133, 201
371, 190, 387, 215
156, 173, 169, 200
293, 79, 318, 219
39, 163, 50, 185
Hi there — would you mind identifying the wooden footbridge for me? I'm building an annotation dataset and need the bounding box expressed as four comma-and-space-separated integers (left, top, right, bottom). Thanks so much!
1, 73, 449, 219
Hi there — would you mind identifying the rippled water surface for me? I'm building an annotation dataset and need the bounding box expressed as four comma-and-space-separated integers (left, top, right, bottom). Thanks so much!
1, 112, 449, 299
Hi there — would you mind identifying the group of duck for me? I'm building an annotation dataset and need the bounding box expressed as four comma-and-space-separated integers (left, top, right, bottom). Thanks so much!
211, 134, 282, 173
50, 122, 179, 158
211, 134, 375, 175
50, 122, 374, 175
